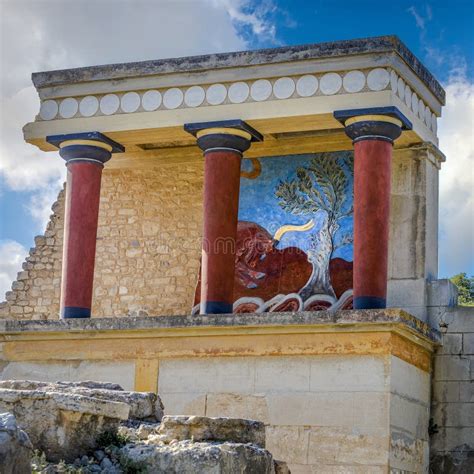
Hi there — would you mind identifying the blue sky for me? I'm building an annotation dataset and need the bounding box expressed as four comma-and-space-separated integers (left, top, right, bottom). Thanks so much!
0, 0, 473, 297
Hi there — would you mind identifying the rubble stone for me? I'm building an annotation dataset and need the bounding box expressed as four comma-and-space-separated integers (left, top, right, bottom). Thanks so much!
157, 415, 265, 448
0, 412, 33, 474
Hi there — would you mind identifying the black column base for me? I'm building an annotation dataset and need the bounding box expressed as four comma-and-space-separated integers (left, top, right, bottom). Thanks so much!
200, 301, 233, 314
353, 296, 386, 310
61, 306, 91, 319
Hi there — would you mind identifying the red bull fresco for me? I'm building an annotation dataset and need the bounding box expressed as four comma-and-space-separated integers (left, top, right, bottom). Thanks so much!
193, 151, 354, 313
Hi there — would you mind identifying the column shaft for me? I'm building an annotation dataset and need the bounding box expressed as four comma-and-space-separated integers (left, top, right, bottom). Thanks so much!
201, 150, 242, 313
353, 139, 392, 308
61, 162, 103, 318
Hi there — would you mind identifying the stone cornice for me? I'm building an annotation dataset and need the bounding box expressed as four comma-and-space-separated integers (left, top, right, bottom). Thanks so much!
31, 36, 445, 105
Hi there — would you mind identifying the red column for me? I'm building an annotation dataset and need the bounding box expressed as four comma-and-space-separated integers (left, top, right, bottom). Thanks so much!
339, 112, 406, 309
201, 150, 242, 313
184, 120, 263, 314
353, 139, 393, 308
46, 132, 124, 318
60, 161, 104, 318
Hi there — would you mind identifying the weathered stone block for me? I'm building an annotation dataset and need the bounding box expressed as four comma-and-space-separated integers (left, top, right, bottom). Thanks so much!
206, 393, 269, 424
434, 355, 471, 381
440, 333, 463, 354
0, 387, 129, 462
157, 416, 265, 448
0, 412, 33, 474
120, 440, 274, 474
463, 333, 474, 355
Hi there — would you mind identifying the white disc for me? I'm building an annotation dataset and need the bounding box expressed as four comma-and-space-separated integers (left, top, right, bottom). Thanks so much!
100, 94, 120, 115
296, 75, 318, 97
367, 68, 390, 91
273, 77, 295, 99
418, 99, 425, 119
142, 90, 162, 111
251, 79, 272, 101
404, 85, 412, 107
163, 88, 183, 109
121, 92, 140, 113
59, 98, 78, 119
184, 86, 205, 107
79, 96, 99, 117
431, 113, 437, 133
39, 100, 58, 120
320, 73, 342, 95
343, 70, 365, 93
397, 77, 405, 101
411, 93, 419, 115
390, 70, 398, 92
206, 84, 227, 105
228, 82, 250, 103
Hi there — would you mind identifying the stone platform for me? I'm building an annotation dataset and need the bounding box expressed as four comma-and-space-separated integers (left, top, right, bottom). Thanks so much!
0, 309, 439, 472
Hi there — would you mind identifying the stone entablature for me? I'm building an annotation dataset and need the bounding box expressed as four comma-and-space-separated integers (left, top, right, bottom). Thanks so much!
25, 35, 443, 160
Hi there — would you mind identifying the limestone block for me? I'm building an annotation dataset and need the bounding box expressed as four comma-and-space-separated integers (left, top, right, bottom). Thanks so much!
159, 358, 255, 394
387, 278, 426, 307
460, 382, 474, 402
0, 412, 33, 474
254, 356, 310, 392
205, 393, 269, 424
432, 402, 474, 427
0, 380, 163, 421
160, 392, 207, 416
431, 427, 474, 452
440, 333, 463, 354
307, 427, 389, 466
390, 431, 426, 473
427, 279, 458, 307
463, 333, 474, 354
265, 425, 310, 464
432, 381, 460, 403
0, 387, 129, 462
157, 416, 265, 447
390, 394, 429, 440
390, 356, 430, 403
120, 440, 274, 474
309, 355, 388, 392
434, 355, 471, 381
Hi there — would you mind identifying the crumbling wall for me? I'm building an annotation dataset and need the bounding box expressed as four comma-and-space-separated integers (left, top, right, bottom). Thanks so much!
0, 161, 203, 319
430, 306, 474, 473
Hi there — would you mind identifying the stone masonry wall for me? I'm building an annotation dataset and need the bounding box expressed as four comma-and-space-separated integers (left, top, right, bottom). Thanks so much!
430, 306, 474, 473
0, 162, 203, 319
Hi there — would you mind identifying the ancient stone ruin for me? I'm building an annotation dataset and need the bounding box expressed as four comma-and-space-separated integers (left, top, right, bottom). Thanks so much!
0, 380, 288, 473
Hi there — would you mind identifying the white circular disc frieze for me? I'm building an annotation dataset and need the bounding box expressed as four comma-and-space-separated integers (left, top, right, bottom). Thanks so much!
163, 88, 183, 109
121, 92, 140, 113
397, 78, 405, 101
100, 94, 120, 115
320, 73, 342, 95
418, 99, 425, 119
39, 100, 58, 120
228, 82, 250, 104
404, 85, 412, 107
390, 71, 398, 92
79, 96, 99, 117
431, 113, 437, 133
251, 79, 272, 101
411, 93, 419, 115
59, 98, 78, 119
273, 77, 295, 99
367, 68, 390, 91
343, 70, 365, 93
184, 86, 205, 107
142, 90, 162, 111
425, 105, 432, 125
296, 75, 318, 97
206, 84, 227, 105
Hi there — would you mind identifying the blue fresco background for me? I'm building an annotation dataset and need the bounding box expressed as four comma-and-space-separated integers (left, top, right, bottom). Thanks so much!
239, 153, 354, 262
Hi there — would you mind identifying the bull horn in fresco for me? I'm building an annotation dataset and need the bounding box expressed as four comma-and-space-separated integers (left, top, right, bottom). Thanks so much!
272, 219, 315, 247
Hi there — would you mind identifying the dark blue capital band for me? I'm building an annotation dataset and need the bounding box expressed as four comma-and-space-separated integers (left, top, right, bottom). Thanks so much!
353, 296, 386, 310
62, 306, 91, 319
200, 301, 233, 314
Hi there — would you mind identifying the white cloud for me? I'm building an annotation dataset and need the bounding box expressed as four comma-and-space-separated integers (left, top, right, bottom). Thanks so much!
0, 0, 279, 227
0, 240, 28, 299
438, 69, 474, 277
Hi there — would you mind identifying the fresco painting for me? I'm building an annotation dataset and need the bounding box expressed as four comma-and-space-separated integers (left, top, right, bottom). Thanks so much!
193, 151, 354, 313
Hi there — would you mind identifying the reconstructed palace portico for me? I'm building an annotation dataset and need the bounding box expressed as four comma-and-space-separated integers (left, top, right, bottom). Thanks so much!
1, 36, 473, 472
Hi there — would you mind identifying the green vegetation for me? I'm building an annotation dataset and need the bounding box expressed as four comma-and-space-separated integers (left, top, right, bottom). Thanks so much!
450, 273, 474, 306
